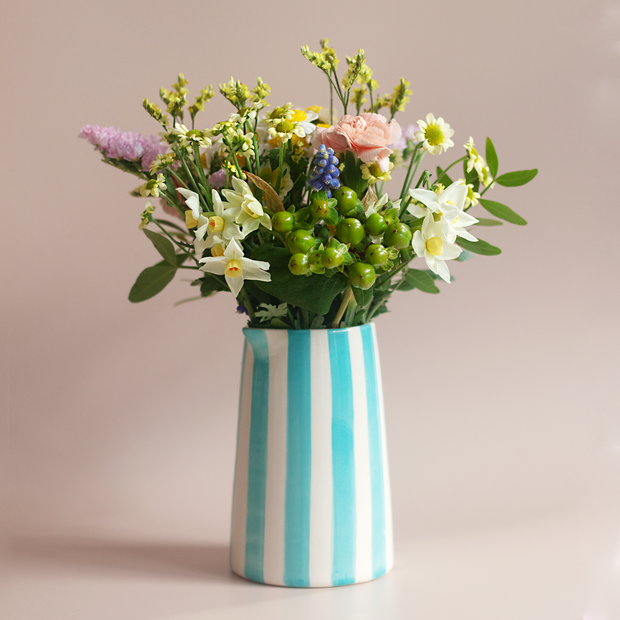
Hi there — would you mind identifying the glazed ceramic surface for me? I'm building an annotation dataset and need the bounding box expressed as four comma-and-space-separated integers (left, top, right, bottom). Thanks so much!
230, 323, 393, 587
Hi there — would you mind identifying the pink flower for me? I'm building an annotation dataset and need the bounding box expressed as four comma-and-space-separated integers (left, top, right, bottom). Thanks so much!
312, 113, 402, 172
79, 125, 168, 172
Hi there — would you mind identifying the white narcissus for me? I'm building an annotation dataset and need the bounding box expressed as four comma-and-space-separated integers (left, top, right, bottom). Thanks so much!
221, 177, 272, 236
408, 181, 479, 243
203, 189, 244, 243
177, 187, 209, 231
199, 238, 271, 298
412, 210, 462, 283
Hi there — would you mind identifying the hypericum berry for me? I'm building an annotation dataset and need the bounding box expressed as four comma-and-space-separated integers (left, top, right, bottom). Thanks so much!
365, 213, 387, 236
272, 211, 295, 233
309, 195, 329, 218
289, 253, 310, 275
308, 249, 325, 273
383, 222, 412, 249
384, 207, 400, 225
334, 186, 357, 215
365, 244, 389, 267
349, 262, 376, 289
322, 246, 345, 269
286, 228, 315, 254
308, 145, 340, 197
336, 218, 365, 245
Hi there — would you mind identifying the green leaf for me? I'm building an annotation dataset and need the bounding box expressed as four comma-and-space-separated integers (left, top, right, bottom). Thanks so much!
436, 166, 454, 187
475, 217, 503, 227
352, 286, 373, 308
129, 264, 177, 302
486, 138, 498, 178
200, 275, 228, 297
323, 205, 339, 226
495, 169, 538, 187
479, 199, 527, 226
342, 151, 368, 196
457, 237, 501, 256
399, 269, 440, 294
143, 228, 177, 266
251, 244, 348, 314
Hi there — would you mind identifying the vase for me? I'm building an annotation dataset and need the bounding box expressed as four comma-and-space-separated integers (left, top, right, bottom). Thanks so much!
229, 323, 393, 587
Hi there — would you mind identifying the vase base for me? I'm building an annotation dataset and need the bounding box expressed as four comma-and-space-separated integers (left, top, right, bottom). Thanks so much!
230, 564, 393, 588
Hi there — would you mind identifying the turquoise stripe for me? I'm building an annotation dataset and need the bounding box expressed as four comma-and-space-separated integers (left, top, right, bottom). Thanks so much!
284, 330, 312, 587
243, 330, 270, 582
329, 329, 356, 586
361, 325, 386, 578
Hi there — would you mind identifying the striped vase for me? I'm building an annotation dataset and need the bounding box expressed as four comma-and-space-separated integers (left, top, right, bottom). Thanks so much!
230, 323, 393, 587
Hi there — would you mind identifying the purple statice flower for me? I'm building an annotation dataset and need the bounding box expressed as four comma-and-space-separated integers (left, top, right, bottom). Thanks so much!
79, 125, 168, 173
308, 144, 340, 197
390, 123, 419, 151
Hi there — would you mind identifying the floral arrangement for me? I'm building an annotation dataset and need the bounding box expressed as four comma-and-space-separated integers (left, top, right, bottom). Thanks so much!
80, 41, 537, 330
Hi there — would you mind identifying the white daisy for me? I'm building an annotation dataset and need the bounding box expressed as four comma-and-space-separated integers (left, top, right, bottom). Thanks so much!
414, 113, 454, 155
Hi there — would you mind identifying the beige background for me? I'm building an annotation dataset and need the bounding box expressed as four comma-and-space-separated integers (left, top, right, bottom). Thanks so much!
3, 0, 620, 618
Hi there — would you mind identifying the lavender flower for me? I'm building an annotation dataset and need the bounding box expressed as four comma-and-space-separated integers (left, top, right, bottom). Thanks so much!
79, 125, 168, 173
308, 144, 340, 197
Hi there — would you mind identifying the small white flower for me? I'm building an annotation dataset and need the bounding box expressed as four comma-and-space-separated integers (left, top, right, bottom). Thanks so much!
409, 181, 478, 243
205, 189, 244, 242
199, 238, 271, 298
177, 187, 209, 231
221, 176, 272, 235
411, 210, 462, 283
414, 113, 454, 155
255, 303, 288, 322
171, 122, 211, 150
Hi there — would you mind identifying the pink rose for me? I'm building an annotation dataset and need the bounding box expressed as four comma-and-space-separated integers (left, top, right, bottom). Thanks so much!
313, 113, 402, 172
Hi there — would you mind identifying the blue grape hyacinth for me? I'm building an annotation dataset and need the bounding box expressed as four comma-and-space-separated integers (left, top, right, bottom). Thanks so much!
308, 145, 340, 197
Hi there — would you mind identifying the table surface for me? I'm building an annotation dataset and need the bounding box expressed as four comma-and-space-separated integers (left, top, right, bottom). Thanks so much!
7, 510, 618, 620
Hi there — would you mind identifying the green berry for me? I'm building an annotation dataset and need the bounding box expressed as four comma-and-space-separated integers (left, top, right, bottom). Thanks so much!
384, 207, 400, 225
334, 186, 358, 215
287, 229, 315, 254
288, 253, 310, 275
383, 222, 412, 249
336, 218, 365, 245
365, 213, 387, 236
322, 246, 344, 269
349, 262, 376, 290
308, 249, 325, 273
272, 211, 295, 233
310, 198, 329, 218
365, 244, 389, 267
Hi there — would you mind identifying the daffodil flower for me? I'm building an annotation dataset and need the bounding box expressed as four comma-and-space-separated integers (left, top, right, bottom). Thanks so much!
177, 187, 208, 230
409, 181, 478, 243
411, 210, 462, 283
199, 238, 271, 298
221, 177, 272, 236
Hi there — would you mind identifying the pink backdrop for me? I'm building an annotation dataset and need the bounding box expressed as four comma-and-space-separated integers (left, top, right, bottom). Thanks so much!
3, 0, 620, 617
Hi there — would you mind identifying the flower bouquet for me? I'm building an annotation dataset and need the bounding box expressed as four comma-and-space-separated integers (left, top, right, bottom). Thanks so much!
80, 40, 537, 587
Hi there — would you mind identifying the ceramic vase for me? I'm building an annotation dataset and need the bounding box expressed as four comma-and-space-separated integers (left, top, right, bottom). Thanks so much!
230, 323, 393, 587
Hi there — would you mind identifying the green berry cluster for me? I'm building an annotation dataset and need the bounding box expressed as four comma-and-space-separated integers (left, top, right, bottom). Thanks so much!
284, 185, 412, 291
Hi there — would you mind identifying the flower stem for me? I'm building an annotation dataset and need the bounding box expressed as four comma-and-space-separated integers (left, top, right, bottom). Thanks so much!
331, 287, 354, 328
274, 141, 286, 194
399, 143, 423, 203
435, 155, 467, 185
151, 220, 199, 265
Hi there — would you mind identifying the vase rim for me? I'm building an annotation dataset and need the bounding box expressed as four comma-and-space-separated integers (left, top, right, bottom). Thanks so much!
242, 322, 375, 334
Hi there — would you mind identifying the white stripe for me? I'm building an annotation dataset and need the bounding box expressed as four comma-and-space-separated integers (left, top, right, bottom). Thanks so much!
262, 330, 288, 585
372, 324, 393, 570
349, 328, 373, 583
309, 330, 333, 586
230, 341, 254, 577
